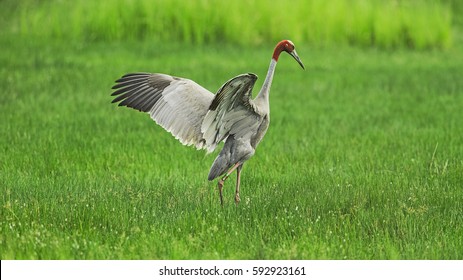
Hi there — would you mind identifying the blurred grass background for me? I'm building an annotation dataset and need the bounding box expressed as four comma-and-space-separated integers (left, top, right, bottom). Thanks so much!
1, 0, 460, 49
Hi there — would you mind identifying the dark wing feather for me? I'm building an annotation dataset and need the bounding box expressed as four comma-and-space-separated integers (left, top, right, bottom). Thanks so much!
201, 73, 260, 152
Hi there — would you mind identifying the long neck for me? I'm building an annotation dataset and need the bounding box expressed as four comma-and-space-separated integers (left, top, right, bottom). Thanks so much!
255, 42, 285, 112
255, 58, 277, 108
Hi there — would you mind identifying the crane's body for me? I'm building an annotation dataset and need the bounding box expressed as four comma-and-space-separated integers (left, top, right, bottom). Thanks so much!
111, 40, 304, 205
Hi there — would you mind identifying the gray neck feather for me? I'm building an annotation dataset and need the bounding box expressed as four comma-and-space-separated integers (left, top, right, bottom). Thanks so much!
255, 58, 277, 104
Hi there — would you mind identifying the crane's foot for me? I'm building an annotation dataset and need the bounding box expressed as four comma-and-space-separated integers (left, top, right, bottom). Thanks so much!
217, 180, 224, 206
234, 193, 240, 205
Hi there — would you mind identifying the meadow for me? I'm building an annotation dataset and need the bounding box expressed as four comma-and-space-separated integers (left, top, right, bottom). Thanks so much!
4, 0, 455, 49
1, 0, 463, 259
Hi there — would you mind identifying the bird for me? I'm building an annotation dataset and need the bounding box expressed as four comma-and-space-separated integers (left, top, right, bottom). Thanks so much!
111, 39, 304, 205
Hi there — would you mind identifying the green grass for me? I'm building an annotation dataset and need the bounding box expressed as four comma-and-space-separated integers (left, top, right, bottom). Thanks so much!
2, 0, 453, 49
1, 33, 463, 259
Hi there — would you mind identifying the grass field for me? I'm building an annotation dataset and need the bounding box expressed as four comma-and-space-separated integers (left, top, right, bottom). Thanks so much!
4, 0, 454, 49
1, 0, 463, 259
1, 34, 462, 259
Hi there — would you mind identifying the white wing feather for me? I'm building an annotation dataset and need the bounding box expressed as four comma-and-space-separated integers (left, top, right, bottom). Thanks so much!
112, 73, 214, 150
112, 72, 260, 153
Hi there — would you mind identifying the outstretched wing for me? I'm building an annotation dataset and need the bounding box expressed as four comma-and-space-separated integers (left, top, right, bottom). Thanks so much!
111, 73, 214, 150
201, 73, 260, 152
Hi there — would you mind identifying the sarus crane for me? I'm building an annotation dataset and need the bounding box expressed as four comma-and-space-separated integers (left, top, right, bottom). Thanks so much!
111, 40, 304, 205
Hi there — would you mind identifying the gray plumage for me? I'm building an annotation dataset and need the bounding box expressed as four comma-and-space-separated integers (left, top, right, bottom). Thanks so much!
111, 40, 304, 205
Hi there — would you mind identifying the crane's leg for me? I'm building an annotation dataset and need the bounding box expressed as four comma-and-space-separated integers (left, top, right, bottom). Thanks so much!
235, 165, 242, 205
217, 162, 241, 206
217, 181, 224, 206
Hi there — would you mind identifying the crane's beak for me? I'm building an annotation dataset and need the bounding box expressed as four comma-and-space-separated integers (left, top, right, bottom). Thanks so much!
289, 50, 305, 70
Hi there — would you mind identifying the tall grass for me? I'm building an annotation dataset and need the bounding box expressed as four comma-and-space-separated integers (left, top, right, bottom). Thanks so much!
4, 0, 453, 49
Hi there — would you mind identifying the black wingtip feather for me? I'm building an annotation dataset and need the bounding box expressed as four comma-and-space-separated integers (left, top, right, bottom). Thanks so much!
111, 72, 174, 113
111, 83, 143, 96
112, 77, 148, 90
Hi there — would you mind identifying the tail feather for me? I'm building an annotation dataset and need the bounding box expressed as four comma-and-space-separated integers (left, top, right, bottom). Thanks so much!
208, 155, 230, 181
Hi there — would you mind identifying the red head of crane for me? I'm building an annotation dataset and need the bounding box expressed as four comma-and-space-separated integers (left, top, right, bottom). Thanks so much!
111, 40, 304, 205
